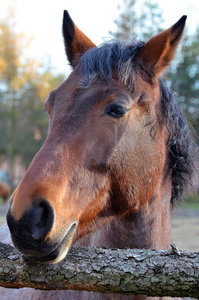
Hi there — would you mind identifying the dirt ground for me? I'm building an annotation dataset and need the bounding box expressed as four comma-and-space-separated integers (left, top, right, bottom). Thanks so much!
0, 203, 9, 227
171, 209, 199, 252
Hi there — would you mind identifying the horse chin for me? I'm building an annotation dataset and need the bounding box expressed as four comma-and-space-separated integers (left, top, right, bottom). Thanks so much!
33, 221, 78, 264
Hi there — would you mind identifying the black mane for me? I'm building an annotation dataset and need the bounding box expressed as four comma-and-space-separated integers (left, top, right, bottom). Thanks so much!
78, 41, 199, 204
160, 80, 198, 204
79, 41, 144, 89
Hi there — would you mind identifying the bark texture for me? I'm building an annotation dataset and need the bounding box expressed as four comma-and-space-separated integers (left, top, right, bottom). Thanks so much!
0, 242, 199, 298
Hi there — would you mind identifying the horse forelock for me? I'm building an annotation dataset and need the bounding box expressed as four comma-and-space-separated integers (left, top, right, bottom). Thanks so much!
78, 41, 144, 90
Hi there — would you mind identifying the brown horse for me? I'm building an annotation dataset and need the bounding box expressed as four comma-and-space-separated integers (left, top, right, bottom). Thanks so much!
5, 11, 198, 299
0, 182, 11, 204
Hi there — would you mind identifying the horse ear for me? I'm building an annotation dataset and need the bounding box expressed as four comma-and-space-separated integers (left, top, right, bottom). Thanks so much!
62, 10, 96, 68
137, 16, 187, 76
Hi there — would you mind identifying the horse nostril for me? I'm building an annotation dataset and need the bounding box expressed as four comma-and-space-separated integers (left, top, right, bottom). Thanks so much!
7, 198, 55, 257
26, 199, 55, 241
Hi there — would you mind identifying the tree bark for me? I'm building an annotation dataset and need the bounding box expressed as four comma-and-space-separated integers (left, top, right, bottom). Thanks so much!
0, 242, 199, 298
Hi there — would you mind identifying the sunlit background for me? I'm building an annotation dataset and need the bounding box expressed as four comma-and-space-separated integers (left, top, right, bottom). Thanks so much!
1, 0, 199, 74
0, 0, 199, 255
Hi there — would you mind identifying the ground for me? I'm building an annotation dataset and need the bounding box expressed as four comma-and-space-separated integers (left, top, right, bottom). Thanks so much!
171, 207, 199, 252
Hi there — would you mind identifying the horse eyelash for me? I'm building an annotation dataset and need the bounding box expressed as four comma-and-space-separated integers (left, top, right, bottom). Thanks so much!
137, 93, 145, 104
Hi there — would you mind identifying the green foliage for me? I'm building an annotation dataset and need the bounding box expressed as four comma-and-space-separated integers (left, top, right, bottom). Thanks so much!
0, 9, 65, 182
167, 29, 199, 140
180, 193, 199, 210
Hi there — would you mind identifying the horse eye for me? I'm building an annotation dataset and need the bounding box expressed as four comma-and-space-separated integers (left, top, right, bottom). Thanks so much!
104, 105, 129, 118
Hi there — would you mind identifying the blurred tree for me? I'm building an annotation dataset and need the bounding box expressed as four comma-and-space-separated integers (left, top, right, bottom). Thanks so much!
109, 0, 164, 41
0, 8, 65, 183
167, 29, 199, 140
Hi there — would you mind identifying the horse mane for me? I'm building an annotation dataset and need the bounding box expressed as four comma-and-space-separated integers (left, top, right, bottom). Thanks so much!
78, 41, 199, 205
79, 41, 144, 90
159, 80, 199, 205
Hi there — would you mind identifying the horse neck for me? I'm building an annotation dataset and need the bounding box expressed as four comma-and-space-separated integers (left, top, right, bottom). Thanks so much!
75, 173, 172, 250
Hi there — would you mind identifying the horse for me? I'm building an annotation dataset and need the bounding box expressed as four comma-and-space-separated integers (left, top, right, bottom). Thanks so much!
1, 11, 198, 300
0, 182, 11, 204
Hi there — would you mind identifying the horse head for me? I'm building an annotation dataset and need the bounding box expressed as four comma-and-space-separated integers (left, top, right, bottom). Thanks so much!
7, 12, 187, 263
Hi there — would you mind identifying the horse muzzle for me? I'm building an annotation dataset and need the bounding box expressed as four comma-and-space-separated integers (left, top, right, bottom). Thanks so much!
6, 198, 78, 264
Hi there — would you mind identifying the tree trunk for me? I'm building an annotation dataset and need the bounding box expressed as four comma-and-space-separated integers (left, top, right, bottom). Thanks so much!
0, 242, 199, 298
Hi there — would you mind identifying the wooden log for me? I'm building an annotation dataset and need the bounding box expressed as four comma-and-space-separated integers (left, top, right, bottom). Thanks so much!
0, 242, 199, 298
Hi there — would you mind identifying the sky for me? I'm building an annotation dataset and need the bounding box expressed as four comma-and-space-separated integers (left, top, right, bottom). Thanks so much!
1, 0, 199, 75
